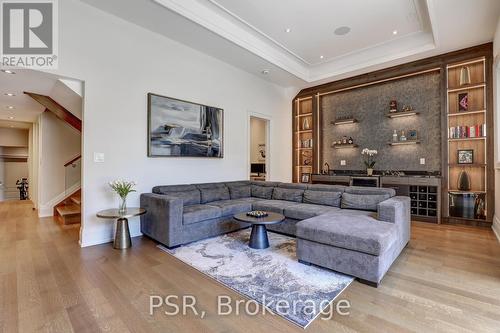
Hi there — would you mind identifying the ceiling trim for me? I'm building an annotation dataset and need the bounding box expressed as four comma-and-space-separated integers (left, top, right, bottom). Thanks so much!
154, 0, 438, 83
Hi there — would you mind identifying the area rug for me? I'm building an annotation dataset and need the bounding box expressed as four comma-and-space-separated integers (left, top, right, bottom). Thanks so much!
157, 229, 353, 328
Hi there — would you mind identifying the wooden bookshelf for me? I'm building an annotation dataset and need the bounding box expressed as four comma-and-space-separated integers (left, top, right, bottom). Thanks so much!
293, 96, 316, 183
446, 57, 490, 222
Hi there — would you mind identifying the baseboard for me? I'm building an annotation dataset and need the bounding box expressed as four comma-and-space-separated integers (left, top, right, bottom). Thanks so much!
38, 182, 81, 217
493, 215, 500, 243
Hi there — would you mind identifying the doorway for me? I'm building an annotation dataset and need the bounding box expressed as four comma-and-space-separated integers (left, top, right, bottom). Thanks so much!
249, 116, 270, 181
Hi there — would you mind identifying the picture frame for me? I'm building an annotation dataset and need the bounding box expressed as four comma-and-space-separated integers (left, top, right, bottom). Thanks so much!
147, 93, 223, 158
408, 129, 418, 141
458, 92, 468, 111
300, 173, 311, 183
457, 149, 473, 164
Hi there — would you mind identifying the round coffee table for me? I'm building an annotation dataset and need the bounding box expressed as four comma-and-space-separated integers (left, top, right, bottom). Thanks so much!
233, 212, 285, 249
96, 208, 146, 249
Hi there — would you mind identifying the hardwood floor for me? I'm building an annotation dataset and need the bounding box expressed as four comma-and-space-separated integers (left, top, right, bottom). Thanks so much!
1, 200, 499, 332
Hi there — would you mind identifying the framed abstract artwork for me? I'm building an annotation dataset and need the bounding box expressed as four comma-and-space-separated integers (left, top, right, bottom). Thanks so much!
147, 93, 223, 157
457, 149, 473, 164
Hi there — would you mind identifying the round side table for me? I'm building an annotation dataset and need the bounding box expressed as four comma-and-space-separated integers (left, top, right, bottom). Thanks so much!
96, 208, 146, 249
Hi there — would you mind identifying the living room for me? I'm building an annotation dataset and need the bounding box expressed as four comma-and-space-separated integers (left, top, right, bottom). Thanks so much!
0, 0, 500, 332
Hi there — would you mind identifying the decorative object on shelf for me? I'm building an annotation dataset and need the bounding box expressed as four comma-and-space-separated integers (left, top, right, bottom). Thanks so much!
448, 123, 485, 138
300, 138, 313, 148
459, 66, 471, 86
399, 130, 407, 141
342, 136, 348, 144
337, 139, 342, 145
457, 149, 474, 164
458, 92, 468, 111
389, 99, 398, 113
302, 151, 312, 165
408, 129, 418, 141
361, 148, 377, 176
322, 162, 330, 175
457, 170, 471, 191
148, 93, 223, 158
258, 144, 266, 160
401, 105, 414, 113
392, 130, 398, 142
348, 137, 353, 144
109, 179, 137, 214
302, 117, 310, 130
246, 211, 269, 218
301, 173, 311, 183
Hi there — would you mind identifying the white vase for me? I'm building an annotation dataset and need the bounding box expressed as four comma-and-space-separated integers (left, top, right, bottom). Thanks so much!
367, 168, 373, 176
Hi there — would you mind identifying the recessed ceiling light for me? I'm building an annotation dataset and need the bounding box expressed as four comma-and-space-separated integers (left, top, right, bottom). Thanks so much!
334, 26, 351, 36
8, 116, 14, 119
6, 106, 15, 109
393, 30, 398, 35
4, 93, 15, 97
1, 69, 16, 74
10, 125, 14, 128
285, 28, 291, 33
261, 69, 270, 75
320, 55, 324, 59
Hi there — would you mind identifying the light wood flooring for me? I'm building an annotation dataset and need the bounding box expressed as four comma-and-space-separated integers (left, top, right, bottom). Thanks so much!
1, 200, 499, 332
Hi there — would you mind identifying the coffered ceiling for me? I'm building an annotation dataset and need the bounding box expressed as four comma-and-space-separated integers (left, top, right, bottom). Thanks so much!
81, 0, 500, 87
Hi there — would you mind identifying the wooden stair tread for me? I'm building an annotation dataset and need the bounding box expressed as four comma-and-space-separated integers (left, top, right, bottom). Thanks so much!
56, 204, 81, 216
70, 195, 81, 205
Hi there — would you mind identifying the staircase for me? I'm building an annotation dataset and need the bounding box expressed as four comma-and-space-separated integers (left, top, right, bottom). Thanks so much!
54, 190, 81, 225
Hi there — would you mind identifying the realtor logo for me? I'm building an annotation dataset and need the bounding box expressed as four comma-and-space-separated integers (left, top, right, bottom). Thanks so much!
1, 0, 58, 68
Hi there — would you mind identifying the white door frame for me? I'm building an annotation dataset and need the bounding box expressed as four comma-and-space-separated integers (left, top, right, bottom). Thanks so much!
247, 111, 271, 180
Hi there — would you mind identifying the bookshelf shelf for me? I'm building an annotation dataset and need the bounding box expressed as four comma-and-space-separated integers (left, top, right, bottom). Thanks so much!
293, 97, 316, 183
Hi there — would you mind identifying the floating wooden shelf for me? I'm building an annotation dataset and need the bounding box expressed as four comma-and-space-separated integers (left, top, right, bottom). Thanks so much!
297, 165, 313, 168
295, 147, 313, 150
386, 111, 419, 118
448, 163, 486, 167
447, 83, 485, 93
296, 112, 313, 117
332, 144, 358, 149
448, 137, 486, 142
388, 141, 420, 146
448, 190, 487, 194
447, 110, 486, 117
332, 118, 357, 125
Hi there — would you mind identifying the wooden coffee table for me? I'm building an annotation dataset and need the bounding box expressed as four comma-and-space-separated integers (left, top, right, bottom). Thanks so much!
233, 212, 285, 249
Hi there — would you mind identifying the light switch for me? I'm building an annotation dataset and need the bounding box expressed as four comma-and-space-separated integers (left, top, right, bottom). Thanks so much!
420, 158, 425, 165
340, 160, 346, 166
94, 152, 105, 163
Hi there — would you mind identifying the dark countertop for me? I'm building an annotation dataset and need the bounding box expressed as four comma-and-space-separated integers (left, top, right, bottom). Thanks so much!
313, 170, 441, 178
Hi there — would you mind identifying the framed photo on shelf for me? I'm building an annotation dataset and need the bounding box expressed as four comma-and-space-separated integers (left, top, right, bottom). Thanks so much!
458, 92, 468, 111
408, 129, 418, 141
457, 149, 474, 164
300, 172, 311, 183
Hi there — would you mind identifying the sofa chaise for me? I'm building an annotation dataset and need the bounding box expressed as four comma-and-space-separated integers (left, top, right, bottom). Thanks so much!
140, 180, 410, 286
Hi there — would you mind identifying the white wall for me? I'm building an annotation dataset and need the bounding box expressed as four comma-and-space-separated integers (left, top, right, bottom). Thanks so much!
0, 128, 29, 147
49, 0, 293, 246
37, 112, 81, 216
250, 117, 267, 164
492, 17, 500, 242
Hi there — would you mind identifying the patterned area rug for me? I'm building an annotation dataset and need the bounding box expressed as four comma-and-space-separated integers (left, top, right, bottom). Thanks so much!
158, 229, 353, 328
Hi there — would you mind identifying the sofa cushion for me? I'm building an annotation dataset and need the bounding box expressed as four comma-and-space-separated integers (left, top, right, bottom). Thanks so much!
251, 185, 274, 199
161, 190, 201, 206
278, 183, 309, 190
251, 181, 281, 187
344, 186, 395, 197
224, 180, 251, 187
307, 184, 346, 192
208, 199, 252, 217
183, 204, 221, 225
252, 200, 300, 214
341, 193, 390, 211
152, 184, 198, 194
283, 204, 340, 220
228, 185, 251, 199
296, 212, 397, 255
303, 190, 342, 207
272, 187, 304, 202
200, 187, 230, 203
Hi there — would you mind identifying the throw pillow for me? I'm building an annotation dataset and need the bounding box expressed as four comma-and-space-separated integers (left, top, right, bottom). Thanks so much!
341, 193, 390, 211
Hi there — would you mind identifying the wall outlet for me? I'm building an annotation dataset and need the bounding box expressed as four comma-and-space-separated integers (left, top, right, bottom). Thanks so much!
94, 152, 105, 163
340, 160, 346, 166
420, 158, 425, 165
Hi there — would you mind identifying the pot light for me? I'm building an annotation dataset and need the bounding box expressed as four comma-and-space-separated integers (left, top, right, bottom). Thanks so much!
320, 55, 324, 59
261, 69, 270, 75
1, 69, 16, 74
334, 26, 351, 36
6, 105, 15, 109
393, 30, 398, 35
285, 28, 291, 33
8, 116, 14, 119
4, 93, 15, 97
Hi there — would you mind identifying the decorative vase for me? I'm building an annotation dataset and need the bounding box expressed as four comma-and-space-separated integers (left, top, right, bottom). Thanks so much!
459, 66, 471, 86
367, 168, 373, 176
303, 117, 310, 130
118, 196, 127, 214
457, 170, 471, 191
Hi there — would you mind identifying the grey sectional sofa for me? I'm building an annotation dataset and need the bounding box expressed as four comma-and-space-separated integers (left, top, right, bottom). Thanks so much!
140, 180, 410, 286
